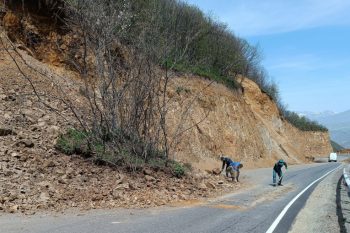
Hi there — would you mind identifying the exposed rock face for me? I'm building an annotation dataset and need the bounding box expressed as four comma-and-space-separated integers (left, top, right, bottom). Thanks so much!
167, 76, 332, 169
243, 78, 331, 158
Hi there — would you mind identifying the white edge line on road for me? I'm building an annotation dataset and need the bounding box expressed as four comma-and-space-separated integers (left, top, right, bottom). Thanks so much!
266, 164, 342, 233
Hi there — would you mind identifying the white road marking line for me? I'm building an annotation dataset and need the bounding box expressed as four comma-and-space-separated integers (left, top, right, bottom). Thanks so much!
266, 164, 342, 233
111, 222, 122, 224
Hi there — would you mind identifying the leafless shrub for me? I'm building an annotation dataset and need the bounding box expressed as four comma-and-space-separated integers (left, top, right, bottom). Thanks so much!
59, 0, 214, 167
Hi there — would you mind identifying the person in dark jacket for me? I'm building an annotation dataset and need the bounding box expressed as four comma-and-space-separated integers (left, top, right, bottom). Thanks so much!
220, 156, 243, 182
273, 159, 288, 186
220, 156, 233, 177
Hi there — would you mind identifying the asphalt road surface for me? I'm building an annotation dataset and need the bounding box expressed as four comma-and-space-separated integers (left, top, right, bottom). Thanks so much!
0, 162, 344, 233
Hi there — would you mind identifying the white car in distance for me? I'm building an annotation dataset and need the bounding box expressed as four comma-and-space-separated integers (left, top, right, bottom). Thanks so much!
328, 152, 337, 162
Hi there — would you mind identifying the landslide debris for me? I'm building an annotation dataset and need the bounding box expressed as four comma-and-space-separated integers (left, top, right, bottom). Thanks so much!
0, 22, 240, 214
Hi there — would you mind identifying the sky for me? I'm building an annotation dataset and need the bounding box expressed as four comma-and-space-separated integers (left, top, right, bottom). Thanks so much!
186, 0, 350, 113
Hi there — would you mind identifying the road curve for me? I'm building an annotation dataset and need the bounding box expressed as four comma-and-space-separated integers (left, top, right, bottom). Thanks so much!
0, 162, 342, 233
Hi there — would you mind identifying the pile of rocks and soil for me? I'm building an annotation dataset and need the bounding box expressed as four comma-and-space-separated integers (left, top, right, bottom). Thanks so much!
0, 25, 240, 215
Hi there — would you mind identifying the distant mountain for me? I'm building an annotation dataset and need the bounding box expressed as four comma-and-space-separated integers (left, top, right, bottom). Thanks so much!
331, 140, 345, 152
316, 110, 350, 126
298, 111, 337, 120
329, 129, 350, 149
310, 110, 350, 148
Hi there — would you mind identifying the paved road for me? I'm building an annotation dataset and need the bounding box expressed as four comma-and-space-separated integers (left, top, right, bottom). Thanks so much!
0, 162, 343, 233
314, 153, 350, 163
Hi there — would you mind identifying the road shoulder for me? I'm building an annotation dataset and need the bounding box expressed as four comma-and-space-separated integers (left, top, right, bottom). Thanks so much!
289, 167, 342, 233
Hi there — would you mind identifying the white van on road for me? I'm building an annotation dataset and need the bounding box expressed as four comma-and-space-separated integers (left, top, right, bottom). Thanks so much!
328, 152, 337, 162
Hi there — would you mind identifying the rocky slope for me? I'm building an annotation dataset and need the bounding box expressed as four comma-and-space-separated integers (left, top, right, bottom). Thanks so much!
167, 76, 332, 169
0, 27, 244, 214
0, 6, 332, 214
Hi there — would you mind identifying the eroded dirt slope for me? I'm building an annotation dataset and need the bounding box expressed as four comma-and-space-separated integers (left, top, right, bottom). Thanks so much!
0, 4, 332, 172
0, 28, 240, 214
167, 76, 332, 170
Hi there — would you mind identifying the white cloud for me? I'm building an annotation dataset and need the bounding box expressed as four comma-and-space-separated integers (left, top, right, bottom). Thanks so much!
220, 0, 350, 36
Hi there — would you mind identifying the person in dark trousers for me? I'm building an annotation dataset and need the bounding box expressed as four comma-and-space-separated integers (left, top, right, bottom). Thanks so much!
273, 159, 288, 186
220, 156, 243, 182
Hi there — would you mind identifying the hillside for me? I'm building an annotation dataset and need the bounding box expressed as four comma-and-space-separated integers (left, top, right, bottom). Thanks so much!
167, 76, 332, 169
0, 27, 245, 214
0, 1, 332, 214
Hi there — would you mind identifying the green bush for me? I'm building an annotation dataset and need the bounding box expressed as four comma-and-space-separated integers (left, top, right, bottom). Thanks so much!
172, 62, 239, 89
56, 129, 192, 176
283, 111, 328, 132
122, 0, 250, 91
55, 128, 90, 155
171, 161, 186, 178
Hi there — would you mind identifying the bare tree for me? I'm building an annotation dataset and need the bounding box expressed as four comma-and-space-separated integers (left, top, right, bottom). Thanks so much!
3, 0, 250, 170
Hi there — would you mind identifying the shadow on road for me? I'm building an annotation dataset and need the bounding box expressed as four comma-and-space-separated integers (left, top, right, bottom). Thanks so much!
336, 176, 347, 233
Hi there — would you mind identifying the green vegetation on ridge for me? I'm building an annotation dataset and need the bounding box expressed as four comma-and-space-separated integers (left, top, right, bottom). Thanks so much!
283, 111, 328, 132
119, 0, 326, 132
60, 0, 329, 166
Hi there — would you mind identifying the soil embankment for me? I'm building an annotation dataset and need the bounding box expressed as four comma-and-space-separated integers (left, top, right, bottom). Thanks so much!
168, 76, 332, 169
0, 4, 332, 214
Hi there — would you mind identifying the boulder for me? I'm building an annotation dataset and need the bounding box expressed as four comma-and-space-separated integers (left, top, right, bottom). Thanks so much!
205, 181, 216, 189
9, 205, 19, 213
198, 182, 207, 190
143, 168, 153, 176
38, 181, 52, 188
44, 160, 56, 168
39, 192, 50, 203
0, 128, 16, 136
115, 174, 126, 185
145, 175, 156, 182
16, 140, 34, 148
212, 168, 222, 175
46, 125, 60, 137
22, 109, 36, 118
3, 113, 11, 120
112, 190, 121, 199
4, 95, 16, 101
114, 183, 130, 190
11, 152, 20, 158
